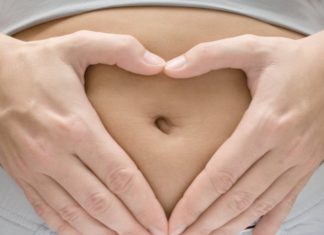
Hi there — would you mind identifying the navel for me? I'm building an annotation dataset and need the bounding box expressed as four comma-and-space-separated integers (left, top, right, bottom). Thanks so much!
154, 116, 173, 134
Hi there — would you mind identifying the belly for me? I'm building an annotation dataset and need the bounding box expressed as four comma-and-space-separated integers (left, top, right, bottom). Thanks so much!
14, 6, 304, 216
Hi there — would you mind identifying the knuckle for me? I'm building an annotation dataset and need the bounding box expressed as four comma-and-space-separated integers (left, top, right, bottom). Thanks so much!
190, 42, 214, 60
64, 30, 93, 48
106, 167, 137, 194
31, 200, 46, 217
253, 199, 276, 217
239, 34, 263, 53
84, 192, 112, 216
116, 34, 139, 51
54, 30, 92, 59
58, 204, 81, 223
228, 191, 254, 213
55, 115, 90, 143
254, 108, 288, 143
238, 34, 276, 62
203, 168, 235, 195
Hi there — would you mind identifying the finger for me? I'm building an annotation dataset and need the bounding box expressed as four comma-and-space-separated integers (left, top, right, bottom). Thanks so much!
164, 34, 267, 78
180, 148, 291, 234
211, 171, 312, 235
61, 30, 165, 75
252, 173, 313, 235
74, 120, 168, 235
54, 77, 168, 234
19, 181, 82, 235
169, 108, 269, 235
33, 174, 116, 235
188, 165, 312, 235
46, 155, 153, 235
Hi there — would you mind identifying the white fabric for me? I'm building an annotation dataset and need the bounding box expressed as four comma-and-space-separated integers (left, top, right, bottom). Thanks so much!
0, 0, 324, 35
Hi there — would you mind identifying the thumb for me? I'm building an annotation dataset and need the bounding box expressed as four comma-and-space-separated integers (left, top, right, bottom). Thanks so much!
164, 34, 265, 78
60, 30, 165, 75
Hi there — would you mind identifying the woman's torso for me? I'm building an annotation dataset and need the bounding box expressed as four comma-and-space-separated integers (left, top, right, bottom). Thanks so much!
13, 7, 304, 216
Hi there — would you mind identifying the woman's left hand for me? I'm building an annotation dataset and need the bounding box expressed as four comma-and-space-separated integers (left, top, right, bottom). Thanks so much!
164, 31, 324, 235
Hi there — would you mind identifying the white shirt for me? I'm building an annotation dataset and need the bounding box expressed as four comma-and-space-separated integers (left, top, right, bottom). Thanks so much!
1, 0, 324, 35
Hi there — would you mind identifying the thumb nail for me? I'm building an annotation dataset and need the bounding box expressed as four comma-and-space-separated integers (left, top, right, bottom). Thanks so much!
165, 55, 186, 70
143, 51, 165, 65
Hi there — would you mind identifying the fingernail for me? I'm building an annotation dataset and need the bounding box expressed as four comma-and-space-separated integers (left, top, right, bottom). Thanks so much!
165, 56, 186, 70
170, 226, 186, 235
144, 51, 165, 65
149, 227, 166, 235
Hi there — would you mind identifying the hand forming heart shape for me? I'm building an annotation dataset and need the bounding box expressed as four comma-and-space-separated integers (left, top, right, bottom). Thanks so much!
85, 31, 324, 235
1, 29, 324, 235
163, 32, 324, 235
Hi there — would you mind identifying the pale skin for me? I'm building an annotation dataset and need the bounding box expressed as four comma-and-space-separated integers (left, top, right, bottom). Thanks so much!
165, 31, 324, 235
0, 31, 168, 235
1, 28, 324, 235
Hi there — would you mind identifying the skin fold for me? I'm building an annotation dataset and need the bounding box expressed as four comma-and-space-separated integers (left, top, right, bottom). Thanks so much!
13, 6, 303, 218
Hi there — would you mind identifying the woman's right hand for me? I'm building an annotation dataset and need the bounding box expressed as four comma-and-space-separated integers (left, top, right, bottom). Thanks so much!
0, 31, 167, 235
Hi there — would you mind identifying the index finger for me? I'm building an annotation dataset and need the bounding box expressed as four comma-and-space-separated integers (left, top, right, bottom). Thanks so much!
169, 107, 269, 235
72, 105, 168, 235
